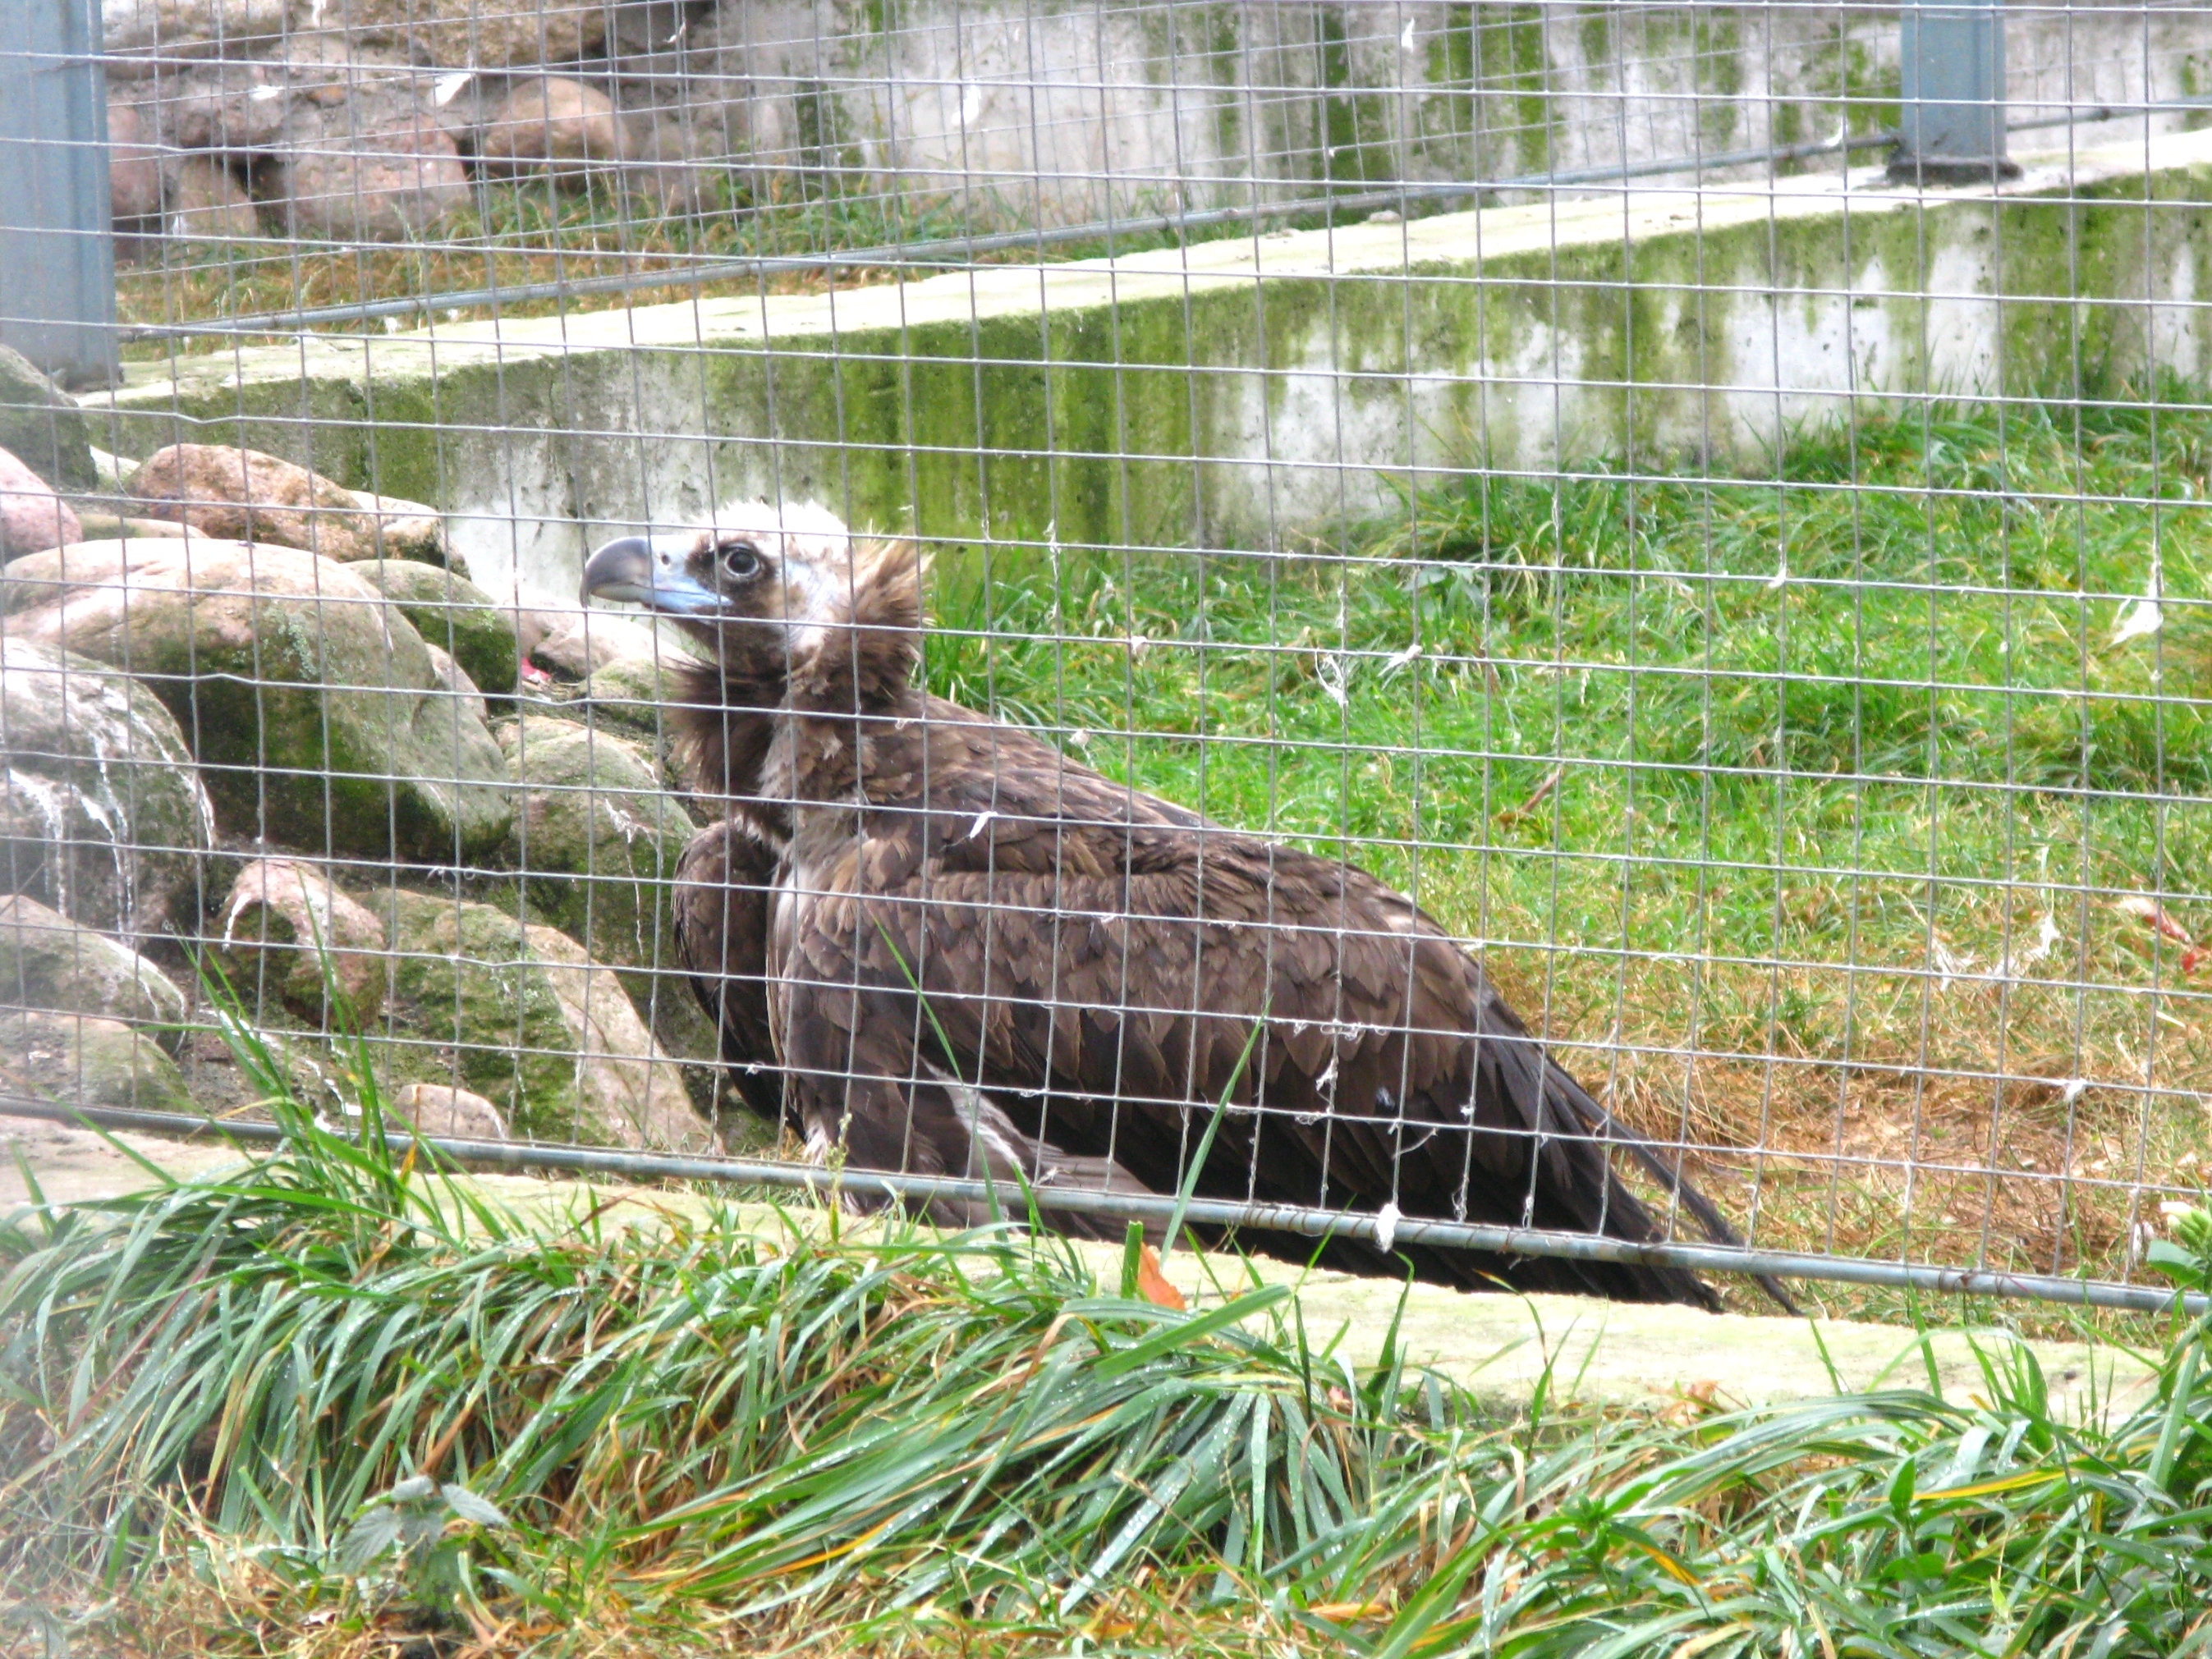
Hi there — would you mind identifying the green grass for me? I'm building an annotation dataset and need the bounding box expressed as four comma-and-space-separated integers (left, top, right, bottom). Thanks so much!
3, 1052, 2212, 1659
920, 395, 2212, 1307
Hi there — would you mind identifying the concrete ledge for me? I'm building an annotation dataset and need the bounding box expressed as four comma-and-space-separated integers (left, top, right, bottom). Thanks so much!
3, 1117, 2157, 1418
84, 128, 2212, 604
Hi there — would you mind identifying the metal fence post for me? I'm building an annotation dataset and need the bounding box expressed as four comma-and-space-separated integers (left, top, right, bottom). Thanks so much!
1891, 0, 2018, 185
0, 0, 117, 387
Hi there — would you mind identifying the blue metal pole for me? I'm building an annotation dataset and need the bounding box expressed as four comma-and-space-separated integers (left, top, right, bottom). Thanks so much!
1892, 0, 2018, 185
0, 0, 117, 385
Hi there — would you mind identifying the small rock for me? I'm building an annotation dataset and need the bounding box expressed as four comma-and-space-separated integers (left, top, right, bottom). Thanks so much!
167, 58, 296, 152
0, 347, 96, 494
388, 1082, 508, 1140
62, 511, 192, 542
351, 491, 454, 565
168, 155, 262, 241
0, 639, 213, 938
2, 538, 514, 864
0, 446, 83, 557
424, 642, 489, 726
527, 608, 662, 679
264, 102, 469, 241
218, 858, 387, 1025
85, 446, 132, 493
0, 892, 189, 1043
475, 77, 624, 181
378, 889, 706, 1149
608, 117, 711, 217
0, 1011, 193, 1114
546, 652, 709, 751
126, 442, 375, 561
354, 558, 516, 693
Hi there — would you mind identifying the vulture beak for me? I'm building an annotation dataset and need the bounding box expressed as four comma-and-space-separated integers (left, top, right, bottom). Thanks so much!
580, 534, 726, 616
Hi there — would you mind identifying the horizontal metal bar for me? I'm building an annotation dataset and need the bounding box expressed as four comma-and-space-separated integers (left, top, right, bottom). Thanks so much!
7, 1093, 2202, 1319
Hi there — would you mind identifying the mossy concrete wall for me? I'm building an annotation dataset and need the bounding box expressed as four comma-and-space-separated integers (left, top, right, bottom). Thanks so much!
84, 127, 2212, 603
700, 2, 2207, 231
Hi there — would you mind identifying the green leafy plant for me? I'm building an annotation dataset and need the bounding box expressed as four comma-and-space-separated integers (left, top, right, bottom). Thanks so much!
335, 1475, 511, 1616
2147, 1199, 2212, 1296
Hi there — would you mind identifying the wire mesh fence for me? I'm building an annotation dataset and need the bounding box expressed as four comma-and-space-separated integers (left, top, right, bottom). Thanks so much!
3, 0, 2211, 1315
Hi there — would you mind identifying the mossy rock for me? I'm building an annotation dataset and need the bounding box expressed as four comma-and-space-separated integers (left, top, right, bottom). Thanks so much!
490, 713, 718, 1077
0, 346, 94, 492
1, 639, 214, 939
524, 653, 715, 794
375, 887, 705, 1148
0, 1011, 192, 1113
2, 539, 513, 864
354, 559, 518, 695
0, 893, 188, 1049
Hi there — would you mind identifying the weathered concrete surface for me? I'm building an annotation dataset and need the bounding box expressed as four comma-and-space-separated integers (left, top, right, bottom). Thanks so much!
0, 1118, 2158, 1418
80, 129, 2212, 606
622, 2, 2212, 235
0, 1117, 236, 1208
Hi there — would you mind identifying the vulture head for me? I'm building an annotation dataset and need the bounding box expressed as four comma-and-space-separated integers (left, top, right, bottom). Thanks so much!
580, 500, 920, 711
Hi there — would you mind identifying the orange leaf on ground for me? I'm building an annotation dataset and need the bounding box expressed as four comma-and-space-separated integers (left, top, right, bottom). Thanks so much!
1135, 1244, 1186, 1310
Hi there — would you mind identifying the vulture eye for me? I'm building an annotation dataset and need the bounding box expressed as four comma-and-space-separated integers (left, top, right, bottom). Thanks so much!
718, 540, 762, 580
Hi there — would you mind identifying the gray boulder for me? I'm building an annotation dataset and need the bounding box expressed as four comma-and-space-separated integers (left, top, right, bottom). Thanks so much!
424, 644, 489, 726
108, 99, 167, 225
493, 712, 714, 1070
168, 156, 263, 241
0, 892, 188, 1044
0, 346, 95, 493
349, 494, 456, 567
0, 446, 82, 561
127, 443, 378, 561
0, 1012, 193, 1114
475, 77, 626, 181
342, 0, 608, 68
544, 652, 704, 751
0, 639, 214, 938
264, 96, 469, 241
1, 538, 513, 863
355, 559, 516, 694
218, 858, 388, 1025
103, 0, 301, 64
523, 607, 663, 680
375, 887, 706, 1149
388, 1082, 508, 1140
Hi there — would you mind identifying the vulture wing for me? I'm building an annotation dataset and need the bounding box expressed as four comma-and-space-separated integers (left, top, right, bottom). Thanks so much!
767, 704, 1737, 1306
674, 822, 787, 1129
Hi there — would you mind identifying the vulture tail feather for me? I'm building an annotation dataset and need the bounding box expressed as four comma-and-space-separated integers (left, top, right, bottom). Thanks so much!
1544, 1060, 1800, 1314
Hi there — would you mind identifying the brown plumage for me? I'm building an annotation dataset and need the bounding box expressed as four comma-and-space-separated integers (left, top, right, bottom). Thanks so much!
585, 504, 1781, 1307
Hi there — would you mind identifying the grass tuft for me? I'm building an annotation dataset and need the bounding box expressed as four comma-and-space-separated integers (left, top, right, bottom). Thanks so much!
5, 1027, 2212, 1656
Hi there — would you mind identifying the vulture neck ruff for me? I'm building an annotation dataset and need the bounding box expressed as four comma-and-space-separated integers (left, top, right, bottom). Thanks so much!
672, 534, 924, 847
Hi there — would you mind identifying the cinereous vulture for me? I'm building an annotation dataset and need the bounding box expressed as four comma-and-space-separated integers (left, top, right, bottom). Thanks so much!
582, 502, 1778, 1308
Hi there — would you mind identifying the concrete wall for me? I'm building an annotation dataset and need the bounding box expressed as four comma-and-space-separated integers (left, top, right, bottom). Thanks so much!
666, 1, 2212, 227
83, 126, 2212, 603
